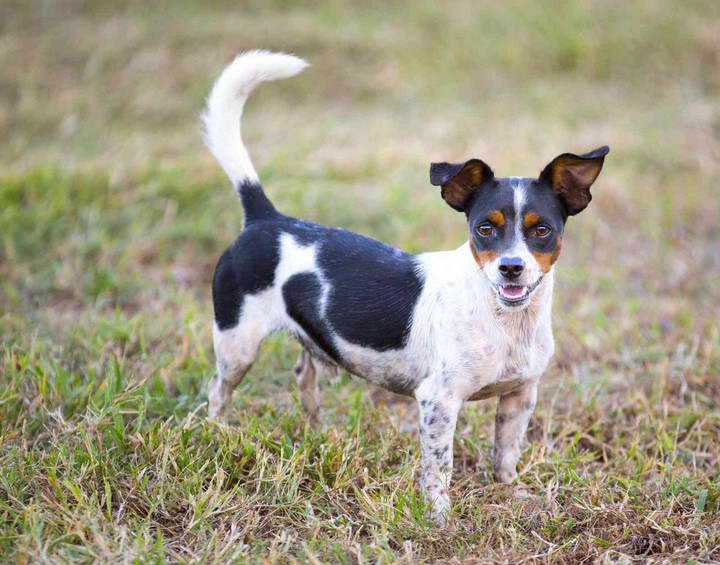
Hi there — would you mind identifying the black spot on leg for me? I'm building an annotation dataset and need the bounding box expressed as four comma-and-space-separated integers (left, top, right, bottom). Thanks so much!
420, 400, 429, 407
522, 400, 536, 411
425, 416, 436, 426
432, 445, 450, 461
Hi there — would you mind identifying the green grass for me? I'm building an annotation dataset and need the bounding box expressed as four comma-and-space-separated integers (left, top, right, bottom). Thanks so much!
1, 0, 720, 562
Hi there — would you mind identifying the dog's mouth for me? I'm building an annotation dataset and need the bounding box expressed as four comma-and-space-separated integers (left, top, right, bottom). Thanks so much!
495, 277, 543, 306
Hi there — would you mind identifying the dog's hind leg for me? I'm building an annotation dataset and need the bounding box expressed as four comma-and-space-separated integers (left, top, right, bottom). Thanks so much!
208, 321, 266, 420
293, 349, 321, 426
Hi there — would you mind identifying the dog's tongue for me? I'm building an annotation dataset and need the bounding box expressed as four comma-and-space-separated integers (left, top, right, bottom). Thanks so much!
500, 285, 526, 299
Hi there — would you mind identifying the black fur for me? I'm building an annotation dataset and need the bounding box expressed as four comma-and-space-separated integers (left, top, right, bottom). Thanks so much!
212, 221, 281, 330
212, 212, 424, 355
429, 148, 608, 260
282, 272, 341, 362
237, 179, 279, 222
315, 227, 423, 351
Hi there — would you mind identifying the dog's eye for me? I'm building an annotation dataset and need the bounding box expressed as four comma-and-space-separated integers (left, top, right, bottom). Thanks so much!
534, 225, 551, 238
476, 224, 494, 237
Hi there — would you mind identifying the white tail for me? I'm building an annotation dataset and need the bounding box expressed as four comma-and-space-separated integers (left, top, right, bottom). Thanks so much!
202, 50, 308, 187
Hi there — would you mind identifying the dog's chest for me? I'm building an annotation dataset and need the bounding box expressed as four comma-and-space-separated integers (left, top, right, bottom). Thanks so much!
449, 310, 553, 401
465, 338, 537, 400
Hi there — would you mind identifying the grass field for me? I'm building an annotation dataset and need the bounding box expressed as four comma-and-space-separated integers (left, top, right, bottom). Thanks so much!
1, 1, 719, 562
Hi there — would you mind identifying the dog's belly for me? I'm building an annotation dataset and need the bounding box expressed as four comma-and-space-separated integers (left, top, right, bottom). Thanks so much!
335, 337, 422, 396
466, 378, 526, 401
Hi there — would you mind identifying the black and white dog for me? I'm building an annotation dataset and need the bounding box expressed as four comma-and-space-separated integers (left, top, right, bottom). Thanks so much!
202, 50, 608, 524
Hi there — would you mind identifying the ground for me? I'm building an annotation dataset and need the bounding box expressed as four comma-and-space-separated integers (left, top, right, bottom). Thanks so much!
1, 1, 719, 562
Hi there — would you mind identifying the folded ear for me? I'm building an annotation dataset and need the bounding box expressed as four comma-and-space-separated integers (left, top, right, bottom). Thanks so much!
539, 146, 609, 215
429, 158, 494, 212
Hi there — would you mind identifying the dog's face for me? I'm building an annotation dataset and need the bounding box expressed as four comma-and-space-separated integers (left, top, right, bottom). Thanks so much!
430, 147, 608, 310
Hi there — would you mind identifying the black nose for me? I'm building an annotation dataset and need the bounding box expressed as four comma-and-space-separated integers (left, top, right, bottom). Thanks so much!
499, 256, 524, 279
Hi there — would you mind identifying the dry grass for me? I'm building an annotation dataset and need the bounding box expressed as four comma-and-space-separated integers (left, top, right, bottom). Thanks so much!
1, 1, 719, 562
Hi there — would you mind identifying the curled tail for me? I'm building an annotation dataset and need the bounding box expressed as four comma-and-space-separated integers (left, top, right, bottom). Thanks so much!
202, 50, 308, 222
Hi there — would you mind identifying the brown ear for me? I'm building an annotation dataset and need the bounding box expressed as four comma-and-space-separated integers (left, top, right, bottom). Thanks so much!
429, 159, 494, 212
539, 146, 609, 215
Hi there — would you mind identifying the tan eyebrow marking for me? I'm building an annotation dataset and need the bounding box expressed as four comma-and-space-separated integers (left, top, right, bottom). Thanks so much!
523, 211, 540, 228
488, 210, 505, 226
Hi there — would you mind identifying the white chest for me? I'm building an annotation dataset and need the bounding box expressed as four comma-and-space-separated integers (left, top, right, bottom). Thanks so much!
443, 314, 553, 400
413, 247, 555, 401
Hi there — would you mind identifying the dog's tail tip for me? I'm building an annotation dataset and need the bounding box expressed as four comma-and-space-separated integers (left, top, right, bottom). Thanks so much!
218, 51, 309, 96
206, 49, 309, 108
202, 50, 308, 188
235, 49, 310, 82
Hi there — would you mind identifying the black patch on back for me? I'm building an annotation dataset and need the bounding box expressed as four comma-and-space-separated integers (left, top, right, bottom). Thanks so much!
282, 272, 341, 362
212, 221, 281, 330
213, 213, 424, 353
315, 229, 423, 351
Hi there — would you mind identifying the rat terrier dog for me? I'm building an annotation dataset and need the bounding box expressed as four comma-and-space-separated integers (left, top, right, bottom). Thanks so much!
203, 50, 608, 524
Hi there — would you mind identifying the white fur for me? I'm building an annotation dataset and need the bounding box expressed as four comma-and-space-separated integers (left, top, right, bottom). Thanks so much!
414, 243, 554, 400
513, 178, 527, 241
202, 50, 308, 186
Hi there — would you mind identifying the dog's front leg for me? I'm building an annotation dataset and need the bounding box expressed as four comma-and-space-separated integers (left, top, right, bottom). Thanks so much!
493, 380, 538, 483
416, 394, 462, 526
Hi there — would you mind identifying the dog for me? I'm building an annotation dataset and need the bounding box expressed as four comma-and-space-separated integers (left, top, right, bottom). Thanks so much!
202, 50, 608, 524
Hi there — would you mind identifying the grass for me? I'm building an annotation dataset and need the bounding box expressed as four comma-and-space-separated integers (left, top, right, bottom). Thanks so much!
1, 0, 719, 562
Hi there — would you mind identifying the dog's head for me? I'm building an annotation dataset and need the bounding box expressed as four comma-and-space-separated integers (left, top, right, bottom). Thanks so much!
430, 146, 608, 310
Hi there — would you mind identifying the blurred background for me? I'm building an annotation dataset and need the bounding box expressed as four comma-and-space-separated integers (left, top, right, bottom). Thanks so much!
1, 1, 719, 561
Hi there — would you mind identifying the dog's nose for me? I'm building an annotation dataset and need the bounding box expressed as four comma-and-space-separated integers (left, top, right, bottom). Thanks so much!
499, 256, 524, 279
